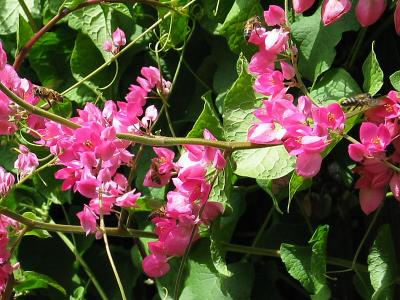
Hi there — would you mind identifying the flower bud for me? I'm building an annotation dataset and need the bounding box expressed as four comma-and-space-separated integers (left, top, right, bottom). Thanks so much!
356, 0, 386, 27
321, 0, 352, 26
293, 0, 316, 14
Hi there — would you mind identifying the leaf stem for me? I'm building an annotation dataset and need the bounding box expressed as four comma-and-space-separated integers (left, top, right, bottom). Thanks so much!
0, 81, 273, 151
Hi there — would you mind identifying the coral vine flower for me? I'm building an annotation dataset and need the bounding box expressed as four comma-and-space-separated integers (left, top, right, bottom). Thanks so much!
356, 0, 386, 27
76, 205, 98, 235
0, 167, 14, 196
321, 0, 352, 26
112, 28, 126, 46
264, 5, 286, 26
142, 254, 170, 278
14, 145, 39, 178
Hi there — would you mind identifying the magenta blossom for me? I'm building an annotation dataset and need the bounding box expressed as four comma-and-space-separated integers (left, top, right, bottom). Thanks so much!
356, 0, 386, 27
0, 167, 14, 197
112, 28, 126, 46
264, 5, 285, 26
142, 254, 170, 278
14, 145, 39, 178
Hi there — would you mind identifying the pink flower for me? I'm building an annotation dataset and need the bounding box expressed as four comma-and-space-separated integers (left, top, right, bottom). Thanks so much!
14, 145, 39, 178
296, 152, 323, 177
356, 0, 386, 27
312, 103, 345, 131
247, 122, 286, 144
390, 173, 400, 201
76, 205, 98, 235
293, 0, 316, 13
144, 147, 177, 187
115, 189, 140, 208
264, 5, 285, 26
0, 167, 14, 196
254, 70, 285, 96
321, 0, 352, 26
360, 122, 391, 154
112, 28, 126, 46
75, 178, 100, 198
395, 1, 400, 35
280, 61, 295, 80
142, 254, 170, 278
0, 42, 6, 70
359, 188, 386, 214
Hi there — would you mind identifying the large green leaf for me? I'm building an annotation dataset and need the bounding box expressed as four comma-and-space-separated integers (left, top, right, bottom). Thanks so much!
280, 225, 331, 299
368, 224, 397, 300
0, 0, 41, 35
223, 55, 295, 180
181, 240, 254, 300
216, 0, 263, 56
68, 3, 133, 60
362, 42, 383, 96
310, 68, 362, 104
291, 7, 359, 83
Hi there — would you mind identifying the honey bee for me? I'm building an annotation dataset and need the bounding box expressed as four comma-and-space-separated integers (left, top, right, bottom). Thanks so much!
33, 86, 64, 104
148, 205, 166, 220
341, 93, 379, 109
244, 16, 262, 41
149, 161, 163, 185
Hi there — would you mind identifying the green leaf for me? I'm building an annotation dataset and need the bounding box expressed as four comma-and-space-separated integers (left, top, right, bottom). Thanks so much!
68, 3, 133, 59
288, 173, 312, 212
389, 70, 400, 91
0, 141, 18, 171
291, 7, 359, 82
22, 212, 52, 238
280, 225, 331, 299
368, 224, 397, 300
223, 55, 295, 180
216, 0, 263, 56
187, 91, 225, 140
362, 42, 383, 96
14, 270, 66, 295
69, 286, 86, 300
0, 0, 41, 35
310, 68, 362, 104
16, 14, 33, 53
50, 98, 73, 118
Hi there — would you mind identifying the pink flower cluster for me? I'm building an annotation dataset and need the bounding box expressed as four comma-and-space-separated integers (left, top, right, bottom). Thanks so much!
31, 66, 170, 236
0, 216, 20, 293
348, 91, 400, 214
294, 0, 400, 34
142, 129, 225, 278
103, 28, 127, 54
0, 42, 38, 135
247, 5, 346, 177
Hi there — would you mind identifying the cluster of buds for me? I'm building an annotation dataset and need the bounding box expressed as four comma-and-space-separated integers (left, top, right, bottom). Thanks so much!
247, 5, 346, 177
294, 0, 400, 34
142, 130, 225, 277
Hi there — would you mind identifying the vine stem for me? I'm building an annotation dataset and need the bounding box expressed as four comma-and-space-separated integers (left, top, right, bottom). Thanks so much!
60, 0, 197, 96
0, 207, 157, 238
13, 0, 181, 71
0, 82, 273, 151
